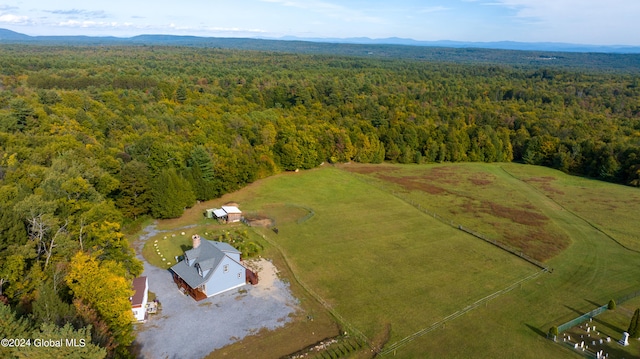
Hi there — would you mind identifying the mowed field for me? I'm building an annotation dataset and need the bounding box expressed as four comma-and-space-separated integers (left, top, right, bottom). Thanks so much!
162, 162, 640, 358
237, 166, 538, 343
337, 162, 640, 358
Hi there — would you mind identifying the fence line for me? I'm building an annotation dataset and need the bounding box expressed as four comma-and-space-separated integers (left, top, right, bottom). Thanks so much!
557, 305, 608, 333
379, 269, 547, 356
557, 289, 640, 334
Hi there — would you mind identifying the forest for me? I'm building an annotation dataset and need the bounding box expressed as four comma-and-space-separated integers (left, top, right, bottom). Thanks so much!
0, 44, 639, 358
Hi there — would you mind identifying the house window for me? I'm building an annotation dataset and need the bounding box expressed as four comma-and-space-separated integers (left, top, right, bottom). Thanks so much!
223, 264, 229, 273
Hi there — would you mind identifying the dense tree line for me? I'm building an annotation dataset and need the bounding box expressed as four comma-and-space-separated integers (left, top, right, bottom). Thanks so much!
0, 45, 639, 356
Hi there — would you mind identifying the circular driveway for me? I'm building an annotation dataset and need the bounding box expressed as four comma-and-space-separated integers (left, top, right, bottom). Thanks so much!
133, 224, 299, 359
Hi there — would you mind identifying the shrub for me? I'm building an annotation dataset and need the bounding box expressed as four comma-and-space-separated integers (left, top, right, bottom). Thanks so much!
608, 299, 616, 310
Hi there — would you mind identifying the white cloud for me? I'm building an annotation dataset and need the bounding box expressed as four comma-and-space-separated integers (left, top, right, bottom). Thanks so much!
56, 19, 150, 30
0, 13, 29, 24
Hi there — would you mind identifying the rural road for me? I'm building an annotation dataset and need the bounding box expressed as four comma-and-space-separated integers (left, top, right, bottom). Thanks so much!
133, 223, 299, 359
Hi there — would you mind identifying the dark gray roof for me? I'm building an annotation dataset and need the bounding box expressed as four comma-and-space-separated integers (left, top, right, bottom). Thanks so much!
171, 261, 207, 288
212, 241, 241, 254
170, 240, 232, 289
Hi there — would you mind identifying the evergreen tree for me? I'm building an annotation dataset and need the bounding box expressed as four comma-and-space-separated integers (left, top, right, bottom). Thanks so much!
0, 204, 28, 253
189, 146, 215, 182
0, 303, 31, 358
628, 308, 640, 338
175, 84, 187, 103
150, 168, 196, 219
31, 280, 76, 327
20, 322, 106, 359
115, 161, 152, 219
187, 146, 218, 201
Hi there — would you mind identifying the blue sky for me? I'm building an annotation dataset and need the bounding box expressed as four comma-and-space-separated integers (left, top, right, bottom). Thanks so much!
0, 0, 638, 45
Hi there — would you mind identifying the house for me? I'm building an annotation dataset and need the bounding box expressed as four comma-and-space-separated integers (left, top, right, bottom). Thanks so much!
206, 205, 242, 223
131, 276, 149, 322
170, 234, 257, 301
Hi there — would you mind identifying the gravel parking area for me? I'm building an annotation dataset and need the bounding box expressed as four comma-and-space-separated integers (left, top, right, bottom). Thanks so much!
133, 224, 299, 359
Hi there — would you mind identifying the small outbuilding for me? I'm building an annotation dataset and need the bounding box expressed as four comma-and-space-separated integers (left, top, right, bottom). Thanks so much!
131, 276, 149, 322
206, 205, 242, 223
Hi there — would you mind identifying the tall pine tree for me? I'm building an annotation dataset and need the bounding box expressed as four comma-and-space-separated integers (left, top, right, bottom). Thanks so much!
150, 168, 196, 219
187, 146, 218, 201
115, 160, 152, 219
628, 308, 640, 338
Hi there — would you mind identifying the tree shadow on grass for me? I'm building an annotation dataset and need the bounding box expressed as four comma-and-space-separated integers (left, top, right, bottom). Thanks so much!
525, 323, 548, 338
592, 316, 623, 336
585, 299, 603, 308
564, 305, 586, 316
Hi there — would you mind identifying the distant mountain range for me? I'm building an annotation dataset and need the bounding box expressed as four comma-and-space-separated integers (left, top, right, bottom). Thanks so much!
2, 28, 640, 54
276, 35, 640, 54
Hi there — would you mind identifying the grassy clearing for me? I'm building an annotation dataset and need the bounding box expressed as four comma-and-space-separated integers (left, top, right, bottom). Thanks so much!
143, 162, 640, 358
337, 162, 640, 358
213, 166, 538, 355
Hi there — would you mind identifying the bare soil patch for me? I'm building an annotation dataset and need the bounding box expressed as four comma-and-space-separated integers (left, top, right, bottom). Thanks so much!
479, 200, 549, 227
508, 227, 568, 261
244, 213, 275, 228
469, 172, 496, 186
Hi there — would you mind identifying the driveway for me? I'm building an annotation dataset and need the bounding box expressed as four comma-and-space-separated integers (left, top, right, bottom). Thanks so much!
133, 224, 299, 359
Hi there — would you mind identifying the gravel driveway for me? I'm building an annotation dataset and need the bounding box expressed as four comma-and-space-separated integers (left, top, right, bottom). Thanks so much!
133, 224, 299, 359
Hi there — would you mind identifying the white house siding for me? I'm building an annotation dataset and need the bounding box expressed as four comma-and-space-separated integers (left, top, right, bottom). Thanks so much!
133, 306, 146, 322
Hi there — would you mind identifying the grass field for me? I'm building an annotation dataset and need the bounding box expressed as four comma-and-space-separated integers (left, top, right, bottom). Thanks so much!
142, 162, 640, 358
237, 167, 537, 344
336, 163, 640, 358
501, 164, 640, 253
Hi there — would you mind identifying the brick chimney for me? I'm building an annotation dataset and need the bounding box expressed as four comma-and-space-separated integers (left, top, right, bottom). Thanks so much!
192, 234, 201, 249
